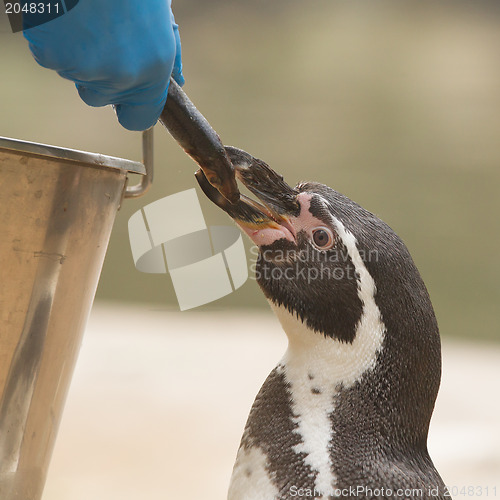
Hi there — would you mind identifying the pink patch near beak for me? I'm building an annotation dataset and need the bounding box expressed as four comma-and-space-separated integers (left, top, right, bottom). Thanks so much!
238, 192, 328, 247
237, 222, 295, 247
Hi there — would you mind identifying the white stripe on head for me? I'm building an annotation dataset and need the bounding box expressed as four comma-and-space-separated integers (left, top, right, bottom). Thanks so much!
270, 195, 386, 498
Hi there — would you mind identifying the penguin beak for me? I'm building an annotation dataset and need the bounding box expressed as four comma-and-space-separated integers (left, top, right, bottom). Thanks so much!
195, 147, 299, 242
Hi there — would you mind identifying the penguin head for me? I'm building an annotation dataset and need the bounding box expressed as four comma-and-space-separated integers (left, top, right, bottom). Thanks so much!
198, 147, 434, 347
245, 184, 368, 344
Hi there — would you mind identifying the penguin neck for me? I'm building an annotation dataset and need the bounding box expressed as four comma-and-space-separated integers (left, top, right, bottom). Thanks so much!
269, 300, 385, 391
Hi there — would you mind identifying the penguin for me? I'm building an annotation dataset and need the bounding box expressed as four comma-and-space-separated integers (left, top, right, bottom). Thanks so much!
196, 148, 450, 500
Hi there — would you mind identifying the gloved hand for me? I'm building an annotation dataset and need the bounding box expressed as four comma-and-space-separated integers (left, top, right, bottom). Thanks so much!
23, 0, 184, 131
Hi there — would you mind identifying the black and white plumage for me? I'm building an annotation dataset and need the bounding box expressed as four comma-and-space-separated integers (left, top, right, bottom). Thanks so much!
197, 149, 450, 500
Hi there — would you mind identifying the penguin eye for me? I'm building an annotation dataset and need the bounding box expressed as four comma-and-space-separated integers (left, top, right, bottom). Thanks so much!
311, 227, 335, 250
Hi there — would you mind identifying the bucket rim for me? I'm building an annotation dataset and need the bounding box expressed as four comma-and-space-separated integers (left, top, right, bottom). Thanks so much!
0, 136, 146, 175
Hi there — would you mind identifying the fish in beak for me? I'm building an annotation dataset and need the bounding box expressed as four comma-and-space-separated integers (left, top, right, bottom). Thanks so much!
160, 79, 240, 205
195, 147, 300, 246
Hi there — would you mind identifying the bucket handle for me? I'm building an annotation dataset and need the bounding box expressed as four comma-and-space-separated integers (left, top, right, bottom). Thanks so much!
125, 128, 154, 198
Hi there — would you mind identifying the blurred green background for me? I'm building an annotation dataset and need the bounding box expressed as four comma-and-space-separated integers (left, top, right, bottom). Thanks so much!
1, 0, 499, 341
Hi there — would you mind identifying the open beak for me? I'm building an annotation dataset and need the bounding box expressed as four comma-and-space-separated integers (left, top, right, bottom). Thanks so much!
196, 147, 300, 243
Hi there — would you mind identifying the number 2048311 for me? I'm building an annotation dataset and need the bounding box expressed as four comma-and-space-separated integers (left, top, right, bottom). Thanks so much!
5, 2, 61, 14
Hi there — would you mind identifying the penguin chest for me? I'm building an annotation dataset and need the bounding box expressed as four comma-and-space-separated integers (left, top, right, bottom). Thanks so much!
229, 303, 386, 500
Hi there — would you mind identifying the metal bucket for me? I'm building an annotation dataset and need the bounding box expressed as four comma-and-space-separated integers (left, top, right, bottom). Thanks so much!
0, 135, 150, 499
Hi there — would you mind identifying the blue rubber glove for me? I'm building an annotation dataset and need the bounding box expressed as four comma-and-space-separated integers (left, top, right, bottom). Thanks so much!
23, 0, 184, 131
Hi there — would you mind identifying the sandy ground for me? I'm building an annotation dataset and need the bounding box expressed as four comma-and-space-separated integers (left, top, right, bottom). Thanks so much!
41, 304, 500, 500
